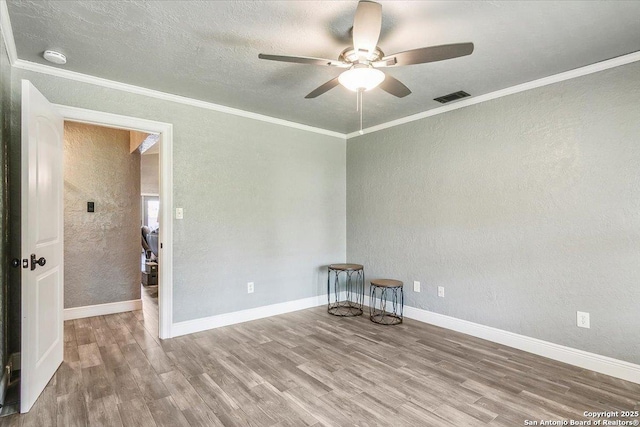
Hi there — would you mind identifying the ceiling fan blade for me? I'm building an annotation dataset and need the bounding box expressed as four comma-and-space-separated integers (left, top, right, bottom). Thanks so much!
383, 42, 474, 66
379, 75, 411, 98
258, 54, 347, 67
305, 77, 341, 99
352, 1, 382, 56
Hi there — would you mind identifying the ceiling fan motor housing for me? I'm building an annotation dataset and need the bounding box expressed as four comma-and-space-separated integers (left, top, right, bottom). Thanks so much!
339, 46, 384, 65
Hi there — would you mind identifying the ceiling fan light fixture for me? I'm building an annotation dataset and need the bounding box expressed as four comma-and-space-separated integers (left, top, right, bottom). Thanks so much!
338, 66, 385, 92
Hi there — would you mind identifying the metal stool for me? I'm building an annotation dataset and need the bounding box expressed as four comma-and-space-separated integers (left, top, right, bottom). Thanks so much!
369, 279, 403, 325
327, 264, 364, 317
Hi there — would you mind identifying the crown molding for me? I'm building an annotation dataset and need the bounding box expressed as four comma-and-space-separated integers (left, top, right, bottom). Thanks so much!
0, 0, 17, 65
1, 2, 341, 139
347, 50, 640, 139
13, 58, 345, 139
3, 0, 639, 141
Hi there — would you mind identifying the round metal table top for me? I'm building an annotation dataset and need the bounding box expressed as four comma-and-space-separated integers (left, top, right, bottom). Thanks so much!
370, 279, 403, 288
329, 263, 364, 271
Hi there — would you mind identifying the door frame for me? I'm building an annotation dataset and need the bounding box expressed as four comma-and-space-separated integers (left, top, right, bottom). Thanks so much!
55, 104, 174, 339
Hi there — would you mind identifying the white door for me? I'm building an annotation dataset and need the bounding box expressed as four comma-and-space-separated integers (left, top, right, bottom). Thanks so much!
20, 80, 64, 413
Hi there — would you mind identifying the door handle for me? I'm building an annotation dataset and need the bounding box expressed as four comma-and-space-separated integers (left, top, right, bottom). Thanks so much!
30, 254, 46, 271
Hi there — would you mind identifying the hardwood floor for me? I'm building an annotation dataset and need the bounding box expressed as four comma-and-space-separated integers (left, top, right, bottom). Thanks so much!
1, 301, 638, 426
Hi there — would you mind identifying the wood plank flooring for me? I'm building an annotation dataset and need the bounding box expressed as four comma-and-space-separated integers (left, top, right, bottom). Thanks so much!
2, 290, 639, 426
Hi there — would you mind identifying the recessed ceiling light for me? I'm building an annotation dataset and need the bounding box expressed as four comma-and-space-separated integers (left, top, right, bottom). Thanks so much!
43, 50, 67, 65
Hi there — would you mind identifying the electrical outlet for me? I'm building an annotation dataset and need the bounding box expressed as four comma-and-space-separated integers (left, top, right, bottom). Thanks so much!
247, 282, 254, 294
437, 286, 445, 298
577, 311, 590, 328
413, 281, 420, 292
175, 207, 184, 219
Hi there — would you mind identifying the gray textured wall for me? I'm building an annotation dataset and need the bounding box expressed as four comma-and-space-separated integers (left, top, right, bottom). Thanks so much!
141, 153, 159, 195
0, 28, 10, 366
64, 122, 141, 308
10, 68, 346, 323
5, 44, 640, 367
347, 61, 640, 364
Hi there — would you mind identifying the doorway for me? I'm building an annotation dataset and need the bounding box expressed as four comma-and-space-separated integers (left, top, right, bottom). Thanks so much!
64, 121, 144, 312
141, 156, 161, 336
56, 105, 174, 340
20, 82, 174, 413
63, 120, 163, 341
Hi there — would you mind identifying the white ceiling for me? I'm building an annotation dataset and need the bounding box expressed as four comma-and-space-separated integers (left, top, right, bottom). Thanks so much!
6, 1, 640, 134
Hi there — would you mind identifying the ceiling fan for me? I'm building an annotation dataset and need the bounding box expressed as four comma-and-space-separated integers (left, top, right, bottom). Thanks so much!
258, 0, 474, 99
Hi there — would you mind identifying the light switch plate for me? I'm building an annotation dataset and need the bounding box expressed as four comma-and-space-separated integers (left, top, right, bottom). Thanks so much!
175, 207, 184, 219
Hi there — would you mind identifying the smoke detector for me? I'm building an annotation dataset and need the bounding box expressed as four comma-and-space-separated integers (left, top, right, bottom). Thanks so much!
43, 50, 67, 65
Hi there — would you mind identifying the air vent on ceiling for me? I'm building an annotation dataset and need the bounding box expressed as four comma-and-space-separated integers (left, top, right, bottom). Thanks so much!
434, 91, 470, 104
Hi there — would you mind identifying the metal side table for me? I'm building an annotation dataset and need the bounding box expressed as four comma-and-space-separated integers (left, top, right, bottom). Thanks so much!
327, 264, 364, 317
369, 279, 404, 325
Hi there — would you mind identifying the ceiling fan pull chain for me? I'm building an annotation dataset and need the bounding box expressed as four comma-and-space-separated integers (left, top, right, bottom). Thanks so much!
359, 89, 364, 135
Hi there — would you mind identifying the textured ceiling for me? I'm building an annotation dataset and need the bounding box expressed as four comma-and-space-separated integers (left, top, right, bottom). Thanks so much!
7, 1, 640, 133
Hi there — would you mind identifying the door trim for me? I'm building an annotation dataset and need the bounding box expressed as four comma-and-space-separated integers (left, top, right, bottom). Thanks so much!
55, 105, 174, 339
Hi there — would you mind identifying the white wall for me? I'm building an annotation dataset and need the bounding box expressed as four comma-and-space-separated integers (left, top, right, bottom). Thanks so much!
10, 68, 346, 323
347, 60, 640, 364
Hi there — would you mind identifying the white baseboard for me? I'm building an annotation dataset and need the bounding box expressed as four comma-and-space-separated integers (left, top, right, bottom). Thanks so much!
171, 292, 640, 384
171, 294, 327, 338
400, 304, 640, 385
64, 299, 142, 320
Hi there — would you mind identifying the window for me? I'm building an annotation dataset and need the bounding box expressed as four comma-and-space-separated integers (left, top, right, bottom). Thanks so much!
143, 196, 160, 230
